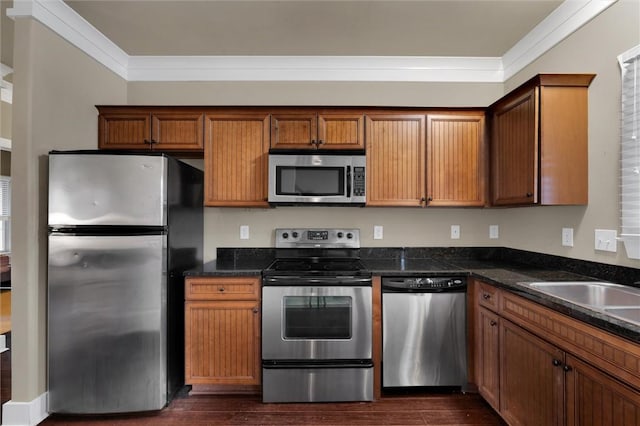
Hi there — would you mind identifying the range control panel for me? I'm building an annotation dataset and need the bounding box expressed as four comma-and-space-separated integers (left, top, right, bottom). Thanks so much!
275, 228, 360, 249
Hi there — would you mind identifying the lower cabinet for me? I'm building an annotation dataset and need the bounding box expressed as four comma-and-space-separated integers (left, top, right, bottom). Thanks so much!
500, 319, 564, 426
184, 276, 261, 393
476, 306, 500, 411
472, 279, 640, 426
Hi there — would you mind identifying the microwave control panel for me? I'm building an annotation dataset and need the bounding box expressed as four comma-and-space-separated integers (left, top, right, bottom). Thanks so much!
353, 167, 366, 197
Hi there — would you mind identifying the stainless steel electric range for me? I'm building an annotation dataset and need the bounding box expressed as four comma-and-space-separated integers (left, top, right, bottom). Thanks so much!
261, 228, 373, 403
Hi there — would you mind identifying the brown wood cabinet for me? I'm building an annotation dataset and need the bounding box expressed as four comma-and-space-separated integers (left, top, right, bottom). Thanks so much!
565, 354, 640, 426
204, 113, 270, 207
426, 112, 486, 206
366, 112, 486, 207
500, 319, 565, 426
476, 306, 500, 412
184, 276, 261, 394
472, 280, 640, 426
489, 74, 595, 206
270, 111, 364, 150
97, 106, 204, 152
365, 114, 426, 206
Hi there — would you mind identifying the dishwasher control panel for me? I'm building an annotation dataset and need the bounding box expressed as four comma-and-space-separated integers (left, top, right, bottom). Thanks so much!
382, 276, 466, 292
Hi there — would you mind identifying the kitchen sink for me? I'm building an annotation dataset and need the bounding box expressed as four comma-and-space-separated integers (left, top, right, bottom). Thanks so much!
523, 281, 640, 307
603, 307, 640, 325
519, 281, 640, 326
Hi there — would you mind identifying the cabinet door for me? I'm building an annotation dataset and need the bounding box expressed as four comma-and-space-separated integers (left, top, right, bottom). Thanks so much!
204, 114, 270, 207
185, 300, 261, 386
565, 355, 640, 426
491, 88, 538, 206
98, 112, 151, 149
318, 113, 365, 149
366, 115, 425, 206
500, 319, 565, 426
151, 112, 204, 151
426, 113, 486, 206
476, 307, 500, 412
270, 113, 318, 149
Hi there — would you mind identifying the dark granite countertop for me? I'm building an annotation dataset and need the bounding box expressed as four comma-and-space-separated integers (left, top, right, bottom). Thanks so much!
184, 247, 640, 343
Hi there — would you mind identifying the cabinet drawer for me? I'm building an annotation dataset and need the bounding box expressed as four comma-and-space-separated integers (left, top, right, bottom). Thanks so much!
477, 281, 500, 311
186, 276, 260, 301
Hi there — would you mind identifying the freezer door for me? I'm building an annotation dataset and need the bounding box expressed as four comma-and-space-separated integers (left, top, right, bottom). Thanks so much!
49, 154, 167, 227
48, 234, 167, 414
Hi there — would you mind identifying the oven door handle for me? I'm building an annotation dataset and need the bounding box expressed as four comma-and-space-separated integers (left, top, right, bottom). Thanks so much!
264, 276, 372, 286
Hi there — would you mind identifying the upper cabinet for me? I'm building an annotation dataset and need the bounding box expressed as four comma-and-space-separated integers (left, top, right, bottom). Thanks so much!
366, 111, 486, 207
204, 112, 270, 207
366, 114, 426, 207
489, 74, 595, 206
426, 112, 486, 207
271, 110, 364, 150
97, 106, 204, 153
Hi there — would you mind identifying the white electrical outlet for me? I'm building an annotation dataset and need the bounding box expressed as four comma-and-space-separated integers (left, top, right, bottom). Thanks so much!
451, 225, 460, 239
240, 225, 250, 240
374, 225, 383, 240
562, 227, 574, 247
595, 229, 617, 252
489, 225, 499, 239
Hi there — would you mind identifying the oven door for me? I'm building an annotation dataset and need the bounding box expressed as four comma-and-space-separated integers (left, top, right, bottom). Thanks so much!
262, 285, 372, 361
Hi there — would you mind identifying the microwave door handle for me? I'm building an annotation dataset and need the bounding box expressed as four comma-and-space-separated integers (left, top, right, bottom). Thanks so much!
346, 165, 352, 197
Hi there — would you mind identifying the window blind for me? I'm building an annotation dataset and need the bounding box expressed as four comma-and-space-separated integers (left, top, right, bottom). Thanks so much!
619, 45, 640, 259
0, 176, 9, 252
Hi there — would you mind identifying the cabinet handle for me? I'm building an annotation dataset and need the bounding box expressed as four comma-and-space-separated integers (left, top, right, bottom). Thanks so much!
483, 293, 491, 300
563, 365, 572, 372
490, 320, 497, 326
552, 359, 562, 367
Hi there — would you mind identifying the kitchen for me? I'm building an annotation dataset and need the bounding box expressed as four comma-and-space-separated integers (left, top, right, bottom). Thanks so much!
2, 0, 640, 425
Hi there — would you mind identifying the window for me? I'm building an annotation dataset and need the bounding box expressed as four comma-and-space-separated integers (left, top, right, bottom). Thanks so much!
619, 45, 640, 259
0, 176, 10, 252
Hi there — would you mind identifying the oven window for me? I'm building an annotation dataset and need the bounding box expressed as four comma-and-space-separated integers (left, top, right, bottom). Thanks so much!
276, 167, 345, 196
283, 296, 352, 339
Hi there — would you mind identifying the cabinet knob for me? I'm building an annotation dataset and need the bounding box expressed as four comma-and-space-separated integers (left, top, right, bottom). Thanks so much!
253, 307, 259, 314
317, 139, 324, 145
563, 365, 572, 372
483, 293, 491, 300
218, 287, 225, 292
490, 320, 497, 326
552, 359, 562, 367
310, 139, 317, 146
526, 192, 533, 197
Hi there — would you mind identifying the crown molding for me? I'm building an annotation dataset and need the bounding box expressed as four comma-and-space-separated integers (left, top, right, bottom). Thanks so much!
502, 0, 616, 80
127, 55, 504, 82
7, 0, 617, 83
7, 0, 129, 79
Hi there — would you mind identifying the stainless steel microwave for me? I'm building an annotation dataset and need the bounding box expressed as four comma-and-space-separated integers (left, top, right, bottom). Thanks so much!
268, 152, 366, 205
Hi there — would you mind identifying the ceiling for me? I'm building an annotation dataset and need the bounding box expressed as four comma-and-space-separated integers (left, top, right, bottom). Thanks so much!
2, 0, 564, 70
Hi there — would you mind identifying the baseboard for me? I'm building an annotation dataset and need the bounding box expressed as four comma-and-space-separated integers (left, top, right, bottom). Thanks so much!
1, 392, 48, 426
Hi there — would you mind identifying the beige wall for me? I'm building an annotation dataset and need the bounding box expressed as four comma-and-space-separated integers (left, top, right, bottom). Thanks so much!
130, 0, 640, 268
11, 19, 126, 402
7, 0, 640, 409
0, 100, 10, 141
499, 0, 640, 266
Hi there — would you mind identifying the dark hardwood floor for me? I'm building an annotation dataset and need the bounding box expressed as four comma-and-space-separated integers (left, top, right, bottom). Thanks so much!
42, 391, 505, 425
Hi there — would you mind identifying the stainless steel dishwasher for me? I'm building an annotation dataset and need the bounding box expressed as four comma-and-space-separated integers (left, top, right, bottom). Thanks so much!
382, 276, 467, 389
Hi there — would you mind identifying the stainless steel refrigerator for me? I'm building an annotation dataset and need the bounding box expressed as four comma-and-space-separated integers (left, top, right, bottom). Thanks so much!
47, 151, 203, 414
